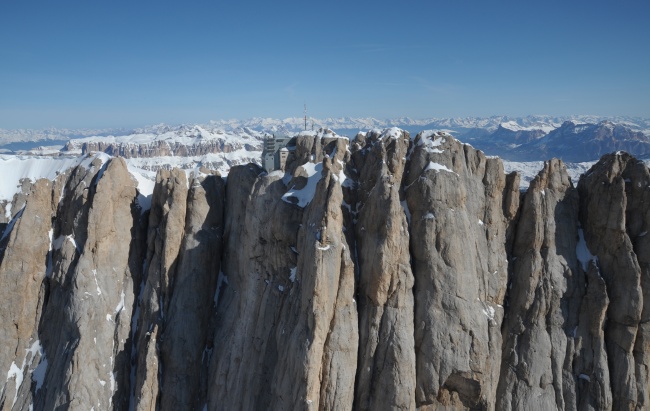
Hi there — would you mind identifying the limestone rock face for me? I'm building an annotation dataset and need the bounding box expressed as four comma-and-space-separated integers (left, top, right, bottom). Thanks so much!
497, 160, 589, 410
350, 129, 416, 411
0, 157, 146, 410
208, 137, 358, 410
1, 133, 650, 411
158, 172, 225, 410
578, 153, 650, 410
133, 168, 189, 411
0, 179, 53, 410
404, 132, 511, 409
131, 169, 226, 411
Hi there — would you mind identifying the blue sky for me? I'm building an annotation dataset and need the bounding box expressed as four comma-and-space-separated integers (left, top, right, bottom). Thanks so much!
1, 0, 649, 128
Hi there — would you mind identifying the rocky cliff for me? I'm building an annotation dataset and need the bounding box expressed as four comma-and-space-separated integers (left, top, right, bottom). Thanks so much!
73, 139, 260, 159
0, 130, 649, 410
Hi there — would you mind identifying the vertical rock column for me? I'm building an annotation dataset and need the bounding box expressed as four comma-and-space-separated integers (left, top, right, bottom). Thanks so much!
132, 168, 188, 411
578, 153, 650, 410
131, 168, 226, 411
404, 132, 510, 409
207, 164, 300, 410
350, 129, 416, 411
208, 136, 359, 411
159, 172, 225, 410
274, 154, 358, 411
0, 179, 53, 410
36, 157, 144, 410
496, 160, 604, 410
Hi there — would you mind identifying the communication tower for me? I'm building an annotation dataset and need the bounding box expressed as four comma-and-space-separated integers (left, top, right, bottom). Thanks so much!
304, 103, 307, 131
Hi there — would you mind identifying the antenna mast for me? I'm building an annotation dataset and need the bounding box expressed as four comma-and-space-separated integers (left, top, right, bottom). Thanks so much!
304, 103, 307, 131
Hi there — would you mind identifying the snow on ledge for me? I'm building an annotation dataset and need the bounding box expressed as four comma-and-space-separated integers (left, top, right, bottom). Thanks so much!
425, 161, 455, 174
281, 162, 323, 208
417, 131, 448, 154
576, 228, 597, 271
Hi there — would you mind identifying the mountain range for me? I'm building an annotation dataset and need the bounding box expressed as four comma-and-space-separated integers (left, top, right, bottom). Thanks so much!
2, 116, 650, 165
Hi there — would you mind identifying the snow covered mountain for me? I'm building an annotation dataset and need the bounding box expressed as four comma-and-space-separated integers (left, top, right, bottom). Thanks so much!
510, 120, 650, 162
1, 117, 649, 203
3, 115, 649, 147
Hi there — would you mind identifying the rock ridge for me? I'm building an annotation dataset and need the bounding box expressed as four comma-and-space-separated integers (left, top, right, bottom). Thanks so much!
0, 133, 648, 411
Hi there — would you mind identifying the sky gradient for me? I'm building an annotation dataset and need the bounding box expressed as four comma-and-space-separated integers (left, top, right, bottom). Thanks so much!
1, 0, 649, 128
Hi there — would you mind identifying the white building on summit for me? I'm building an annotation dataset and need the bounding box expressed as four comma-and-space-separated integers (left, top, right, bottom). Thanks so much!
261, 134, 293, 172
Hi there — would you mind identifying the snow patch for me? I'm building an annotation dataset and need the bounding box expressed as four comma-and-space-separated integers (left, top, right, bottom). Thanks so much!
400, 200, 411, 225
379, 127, 403, 140
425, 161, 454, 174
127, 165, 156, 213
114, 290, 125, 315
6, 362, 23, 406
482, 305, 496, 321
417, 131, 447, 153
52, 234, 80, 253
503, 160, 596, 191
281, 162, 323, 208
5, 340, 47, 406
333, 165, 349, 188
92, 269, 102, 296
500, 120, 555, 133
0, 154, 88, 201
576, 228, 597, 271
289, 267, 297, 283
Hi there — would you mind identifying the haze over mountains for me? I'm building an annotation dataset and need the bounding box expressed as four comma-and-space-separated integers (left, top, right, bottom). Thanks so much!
2, 115, 649, 164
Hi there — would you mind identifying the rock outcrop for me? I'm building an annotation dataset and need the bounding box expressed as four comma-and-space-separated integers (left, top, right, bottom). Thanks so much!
1, 131, 649, 411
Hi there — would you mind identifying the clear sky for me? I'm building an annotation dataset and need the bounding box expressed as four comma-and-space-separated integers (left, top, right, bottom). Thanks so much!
1, 0, 649, 129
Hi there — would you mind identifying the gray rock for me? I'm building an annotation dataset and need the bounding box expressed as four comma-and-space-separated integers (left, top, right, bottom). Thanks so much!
208, 136, 358, 411
404, 132, 509, 409
132, 168, 188, 410
159, 172, 225, 410
34, 157, 143, 410
578, 153, 650, 410
351, 129, 416, 411
497, 159, 586, 410
0, 179, 52, 410
1, 135, 650, 411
